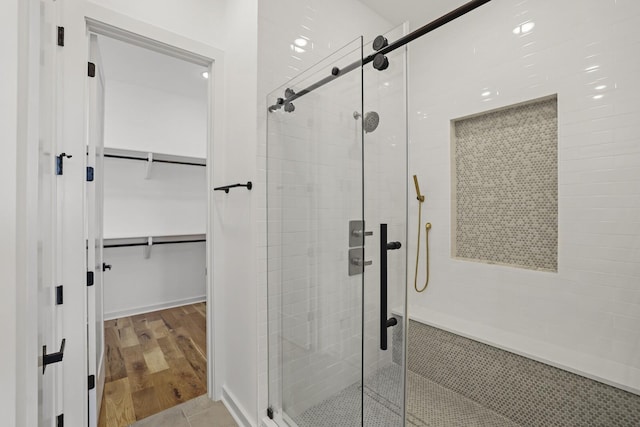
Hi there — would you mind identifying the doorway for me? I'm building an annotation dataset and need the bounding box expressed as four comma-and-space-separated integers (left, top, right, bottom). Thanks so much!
86, 32, 212, 426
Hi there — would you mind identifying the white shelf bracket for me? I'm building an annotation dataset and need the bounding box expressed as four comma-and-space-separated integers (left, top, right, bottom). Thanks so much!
145, 152, 153, 179
143, 236, 153, 259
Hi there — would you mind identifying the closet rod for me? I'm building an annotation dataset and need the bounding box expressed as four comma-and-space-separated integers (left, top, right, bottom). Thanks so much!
104, 153, 206, 167
104, 239, 205, 248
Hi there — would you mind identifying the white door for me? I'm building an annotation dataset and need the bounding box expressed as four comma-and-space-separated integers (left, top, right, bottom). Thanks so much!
87, 34, 106, 426
38, 0, 64, 425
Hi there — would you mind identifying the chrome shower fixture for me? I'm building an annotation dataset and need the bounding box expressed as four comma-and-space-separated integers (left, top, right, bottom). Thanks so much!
353, 111, 380, 133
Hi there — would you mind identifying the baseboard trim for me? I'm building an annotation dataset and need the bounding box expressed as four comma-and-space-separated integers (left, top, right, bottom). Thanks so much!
222, 386, 254, 427
104, 295, 206, 320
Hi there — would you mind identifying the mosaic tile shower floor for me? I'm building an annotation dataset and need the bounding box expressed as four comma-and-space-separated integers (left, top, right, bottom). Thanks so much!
295, 364, 518, 427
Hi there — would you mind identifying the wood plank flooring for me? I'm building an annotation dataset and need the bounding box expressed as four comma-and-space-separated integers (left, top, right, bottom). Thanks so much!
98, 303, 207, 427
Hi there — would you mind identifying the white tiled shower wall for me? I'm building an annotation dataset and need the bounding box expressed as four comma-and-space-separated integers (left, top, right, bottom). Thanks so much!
407, 0, 640, 392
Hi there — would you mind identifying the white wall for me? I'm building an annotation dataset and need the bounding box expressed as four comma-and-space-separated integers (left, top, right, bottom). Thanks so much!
221, 0, 259, 423
87, 0, 227, 48
0, 0, 19, 424
105, 80, 207, 158
103, 242, 206, 318
406, 0, 640, 392
103, 158, 207, 238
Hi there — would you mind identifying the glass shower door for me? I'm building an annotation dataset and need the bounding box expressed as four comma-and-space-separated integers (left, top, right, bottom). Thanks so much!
361, 25, 409, 427
266, 30, 409, 427
267, 37, 367, 427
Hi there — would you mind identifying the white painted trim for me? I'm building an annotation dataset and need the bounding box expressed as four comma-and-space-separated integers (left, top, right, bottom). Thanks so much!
83, 3, 223, 65
103, 296, 206, 321
397, 306, 640, 395
222, 386, 254, 427
3, 0, 19, 425
14, 0, 41, 425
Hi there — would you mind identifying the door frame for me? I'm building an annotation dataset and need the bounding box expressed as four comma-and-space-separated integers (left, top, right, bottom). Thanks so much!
60, 3, 226, 423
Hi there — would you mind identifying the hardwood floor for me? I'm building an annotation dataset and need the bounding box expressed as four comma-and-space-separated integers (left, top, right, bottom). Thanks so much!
98, 303, 207, 427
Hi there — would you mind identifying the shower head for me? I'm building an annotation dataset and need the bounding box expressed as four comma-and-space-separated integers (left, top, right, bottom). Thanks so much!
353, 111, 380, 133
413, 175, 425, 202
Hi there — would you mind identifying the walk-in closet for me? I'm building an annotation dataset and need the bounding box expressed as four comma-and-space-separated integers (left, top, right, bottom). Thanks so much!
94, 35, 209, 426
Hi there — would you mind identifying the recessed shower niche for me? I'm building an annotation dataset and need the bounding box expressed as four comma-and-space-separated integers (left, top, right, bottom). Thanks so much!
451, 95, 558, 271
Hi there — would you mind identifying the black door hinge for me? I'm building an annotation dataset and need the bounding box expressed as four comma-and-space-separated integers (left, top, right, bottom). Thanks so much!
42, 339, 66, 373
56, 153, 72, 175
56, 413, 64, 427
267, 406, 274, 419
57, 26, 64, 46
56, 285, 63, 305
86, 166, 94, 182
88, 62, 96, 78
87, 271, 94, 287
88, 374, 95, 390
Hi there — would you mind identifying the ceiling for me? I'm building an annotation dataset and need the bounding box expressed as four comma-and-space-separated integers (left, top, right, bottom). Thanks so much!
98, 36, 208, 100
359, 0, 469, 27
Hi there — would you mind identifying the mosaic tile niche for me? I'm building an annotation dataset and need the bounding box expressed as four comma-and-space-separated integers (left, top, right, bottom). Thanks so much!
452, 96, 558, 271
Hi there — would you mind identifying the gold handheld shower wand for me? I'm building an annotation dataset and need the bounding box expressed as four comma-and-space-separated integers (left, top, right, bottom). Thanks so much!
413, 175, 431, 293
413, 175, 425, 202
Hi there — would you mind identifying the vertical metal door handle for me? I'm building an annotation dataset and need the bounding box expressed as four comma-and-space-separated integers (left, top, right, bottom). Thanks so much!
380, 224, 401, 351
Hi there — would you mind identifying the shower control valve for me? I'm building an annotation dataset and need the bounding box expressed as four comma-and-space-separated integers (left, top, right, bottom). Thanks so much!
349, 220, 373, 247
348, 247, 371, 276
352, 229, 373, 238
351, 257, 372, 267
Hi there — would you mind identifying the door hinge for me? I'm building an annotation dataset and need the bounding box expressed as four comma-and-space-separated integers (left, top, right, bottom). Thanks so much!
57, 414, 64, 427
86, 166, 94, 182
88, 62, 95, 78
87, 271, 94, 287
88, 374, 95, 390
57, 26, 64, 46
56, 285, 63, 305
56, 153, 72, 176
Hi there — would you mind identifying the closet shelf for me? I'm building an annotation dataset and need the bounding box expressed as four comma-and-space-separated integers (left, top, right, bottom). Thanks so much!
104, 233, 206, 248
103, 147, 206, 167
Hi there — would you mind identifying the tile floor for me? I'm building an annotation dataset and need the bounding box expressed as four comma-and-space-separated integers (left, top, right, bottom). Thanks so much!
130, 395, 237, 427
296, 364, 518, 427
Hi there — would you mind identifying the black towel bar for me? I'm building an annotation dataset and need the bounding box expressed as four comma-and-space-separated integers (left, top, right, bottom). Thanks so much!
214, 181, 252, 193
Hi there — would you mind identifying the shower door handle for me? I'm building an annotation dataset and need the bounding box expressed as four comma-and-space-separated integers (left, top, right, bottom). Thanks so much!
380, 223, 401, 351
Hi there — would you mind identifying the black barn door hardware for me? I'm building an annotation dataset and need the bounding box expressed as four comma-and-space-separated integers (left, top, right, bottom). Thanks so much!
43, 338, 66, 373
380, 223, 401, 350
214, 181, 253, 193
268, 0, 492, 112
